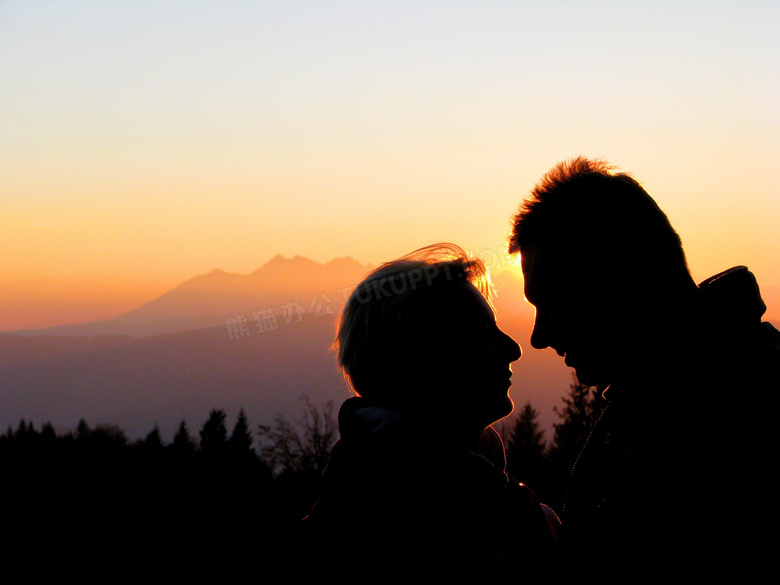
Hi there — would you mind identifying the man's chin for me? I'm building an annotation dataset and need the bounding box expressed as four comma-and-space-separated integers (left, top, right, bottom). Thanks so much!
573, 366, 609, 388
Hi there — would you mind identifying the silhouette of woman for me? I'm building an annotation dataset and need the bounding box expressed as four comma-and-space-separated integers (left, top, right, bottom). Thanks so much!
300, 243, 560, 580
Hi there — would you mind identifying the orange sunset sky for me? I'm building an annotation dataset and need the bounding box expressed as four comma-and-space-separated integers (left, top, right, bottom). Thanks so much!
2, 1, 779, 332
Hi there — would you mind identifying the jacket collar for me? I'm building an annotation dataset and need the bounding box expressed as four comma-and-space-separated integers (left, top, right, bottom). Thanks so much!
698, 266, 766, 326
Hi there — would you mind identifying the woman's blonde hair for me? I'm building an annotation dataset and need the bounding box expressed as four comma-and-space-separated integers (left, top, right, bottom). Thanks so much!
333, 243, 491, 402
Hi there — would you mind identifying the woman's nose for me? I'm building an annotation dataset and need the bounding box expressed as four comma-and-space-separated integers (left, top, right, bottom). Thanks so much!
500, 330, 522, 362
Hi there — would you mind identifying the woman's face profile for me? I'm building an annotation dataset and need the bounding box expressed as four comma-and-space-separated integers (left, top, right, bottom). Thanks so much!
411, 282, 522, 426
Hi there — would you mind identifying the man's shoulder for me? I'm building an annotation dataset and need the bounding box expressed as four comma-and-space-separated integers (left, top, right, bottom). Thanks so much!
757, 320, 780, 359
698, 266, 765, 323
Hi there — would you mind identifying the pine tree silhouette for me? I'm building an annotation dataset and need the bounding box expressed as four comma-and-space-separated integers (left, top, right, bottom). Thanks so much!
505, 401, 550, 499
546, 375, 606, 511
229, 408, 254, 456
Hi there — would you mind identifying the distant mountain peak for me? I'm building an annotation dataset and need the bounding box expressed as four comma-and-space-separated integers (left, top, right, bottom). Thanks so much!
324, 256, 358, 267
251, 254, 320, 277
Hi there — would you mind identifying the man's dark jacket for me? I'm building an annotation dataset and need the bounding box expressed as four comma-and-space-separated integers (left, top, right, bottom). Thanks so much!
562, 266, 780, 581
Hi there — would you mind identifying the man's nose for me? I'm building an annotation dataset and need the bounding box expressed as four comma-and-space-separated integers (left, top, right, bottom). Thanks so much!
530, 311, 553, 350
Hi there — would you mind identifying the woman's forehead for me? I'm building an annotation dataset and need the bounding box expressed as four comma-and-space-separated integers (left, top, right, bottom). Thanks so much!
421, 281, 494, 324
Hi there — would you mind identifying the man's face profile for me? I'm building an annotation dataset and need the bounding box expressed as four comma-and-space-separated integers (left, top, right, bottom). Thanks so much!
521, 245, 631, 387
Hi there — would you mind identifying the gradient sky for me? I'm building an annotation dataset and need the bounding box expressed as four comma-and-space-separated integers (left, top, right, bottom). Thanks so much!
2, 1, 778, 331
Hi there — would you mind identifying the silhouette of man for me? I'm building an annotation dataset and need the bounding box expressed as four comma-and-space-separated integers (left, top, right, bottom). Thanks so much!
508, 157, 780, 581
301, 243, 560, 580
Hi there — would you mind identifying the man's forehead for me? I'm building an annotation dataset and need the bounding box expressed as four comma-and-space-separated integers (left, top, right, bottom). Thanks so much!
520, 247, 557, 303
520, 245, 603, 300
521, 246, 569, 282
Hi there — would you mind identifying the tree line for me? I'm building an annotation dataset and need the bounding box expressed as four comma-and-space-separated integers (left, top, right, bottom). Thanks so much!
1, 380, 601, 571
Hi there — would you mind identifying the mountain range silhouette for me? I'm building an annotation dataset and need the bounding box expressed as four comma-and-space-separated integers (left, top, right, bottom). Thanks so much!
11, 255, 375, 338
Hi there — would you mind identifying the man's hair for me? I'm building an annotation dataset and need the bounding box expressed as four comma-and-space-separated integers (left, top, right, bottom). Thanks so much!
508, 156, 690, 282
334, 243, 490, 402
